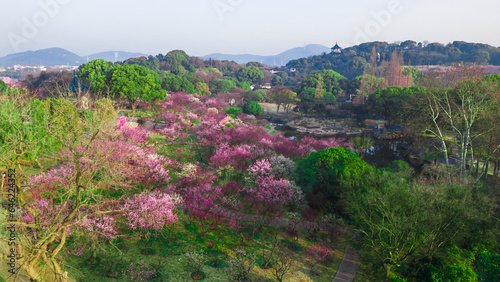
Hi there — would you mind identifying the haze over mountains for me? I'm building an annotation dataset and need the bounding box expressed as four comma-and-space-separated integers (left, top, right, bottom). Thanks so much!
0, 44, 332, 67
0, 48, 147, 67
201, 44, 331, 66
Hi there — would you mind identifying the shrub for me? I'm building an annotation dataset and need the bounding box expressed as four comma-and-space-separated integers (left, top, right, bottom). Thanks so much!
226, 248, 256, 280
179, 250, 206, 273
242, 101, 263, 117
295, 147, 373, 211
122, 260, 157, 282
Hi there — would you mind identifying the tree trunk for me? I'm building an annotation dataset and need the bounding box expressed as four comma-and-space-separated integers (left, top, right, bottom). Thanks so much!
131, 101, 136, 114
485, 159, 489, 179
494, 158, 498, 178
383, 263, 391, 282
440, 138, 451, 186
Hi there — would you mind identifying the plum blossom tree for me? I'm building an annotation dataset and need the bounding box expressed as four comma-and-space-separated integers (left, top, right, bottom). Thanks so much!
8, 98, 183, 280
122, 192, 183, 231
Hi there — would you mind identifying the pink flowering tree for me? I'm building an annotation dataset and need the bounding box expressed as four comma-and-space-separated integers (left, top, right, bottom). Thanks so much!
307, 243, 333, 273
9, 98, 182, 280
121, 192, 183, 239
242, 159, 307, 239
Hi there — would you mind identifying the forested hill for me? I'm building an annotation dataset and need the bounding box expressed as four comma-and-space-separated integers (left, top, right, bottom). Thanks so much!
287, 41, 500, 79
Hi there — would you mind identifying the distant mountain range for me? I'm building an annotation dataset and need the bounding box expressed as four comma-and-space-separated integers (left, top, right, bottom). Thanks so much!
0, 48, 147, 67
201, 44, 332, 66
0, 44, 331, 67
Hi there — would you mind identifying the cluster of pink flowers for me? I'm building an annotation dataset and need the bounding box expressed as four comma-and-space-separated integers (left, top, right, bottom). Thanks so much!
307, 243, 333, 266
210, 143, 255, 172
20, 198, 79, 238
247, 159, 272, 178
27, 163, 74, 197
122, 192, 183, 231
134, 149, 178, 186
244, 177, 295, 205
77, 215, 117, 239
159, 112, 179, 125
121, 126, 152, 143
205, 98, 228, 108
185, 112, 198, 120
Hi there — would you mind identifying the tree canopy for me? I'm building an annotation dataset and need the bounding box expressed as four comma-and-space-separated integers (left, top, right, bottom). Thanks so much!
111, 64, 166, 113
236, 66, 264, 84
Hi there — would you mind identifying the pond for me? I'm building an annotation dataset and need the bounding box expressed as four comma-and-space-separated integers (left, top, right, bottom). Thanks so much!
272, 124, 415, 169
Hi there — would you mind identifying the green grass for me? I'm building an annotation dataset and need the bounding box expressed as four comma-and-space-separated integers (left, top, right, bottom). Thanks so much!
63, 211, 349, 281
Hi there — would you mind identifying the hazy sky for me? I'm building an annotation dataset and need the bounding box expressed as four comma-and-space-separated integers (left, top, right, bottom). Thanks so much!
1, 0, 499, 57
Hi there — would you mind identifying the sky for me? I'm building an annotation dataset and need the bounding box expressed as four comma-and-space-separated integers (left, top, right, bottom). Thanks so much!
1, 0, 500, 58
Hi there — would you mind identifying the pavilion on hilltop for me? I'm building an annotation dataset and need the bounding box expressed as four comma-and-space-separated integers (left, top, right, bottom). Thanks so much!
331, 43, 342, 54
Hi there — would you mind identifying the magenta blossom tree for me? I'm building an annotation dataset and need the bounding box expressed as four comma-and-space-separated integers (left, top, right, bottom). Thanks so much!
122, 191, 183, 231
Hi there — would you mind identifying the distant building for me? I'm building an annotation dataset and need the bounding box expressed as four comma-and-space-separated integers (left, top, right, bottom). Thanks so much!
365, 119, 387, 130
331, 43, 342, 54
250, 83, 272, 90
261, 83, 272, 90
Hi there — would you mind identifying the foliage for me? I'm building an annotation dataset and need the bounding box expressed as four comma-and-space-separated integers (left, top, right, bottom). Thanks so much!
209, 78, 236, 94
0, 96, 60, 168
225, 106, 242, 118
242, 101, 263, 117
295, 147, 372, 211
179, 250, 206, 273
424, 246, 477, 282
286, 40, 500, 81
358, 74, 386, 97
295, 70, 344, 113
111, 64, 166, 113
236, 66, 264, 84
245, 89, 267, 102
344, 167, 490, 281
162, 73, 196, 94
226, 248, 256, 281
476, 249, 500, 281
405, 69, 500, 185
78, 59, 115, 95
269, 87, 299, 113
0, 79, 8, 93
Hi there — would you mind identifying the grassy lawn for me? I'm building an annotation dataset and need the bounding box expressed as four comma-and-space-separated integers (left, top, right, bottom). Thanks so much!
64, 211, 350, 281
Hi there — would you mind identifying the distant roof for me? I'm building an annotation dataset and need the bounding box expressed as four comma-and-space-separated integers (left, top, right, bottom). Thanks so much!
332, 43, 341, 50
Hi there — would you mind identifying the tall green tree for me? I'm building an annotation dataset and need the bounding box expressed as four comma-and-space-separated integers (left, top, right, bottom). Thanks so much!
236, 66, 264, 84
78, 59, 116, 96
209, 78, 236, 94
270, 87, 299, 113
162, 74, 196, 94
295, 147, 372, 212
111, 64, 166, 113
